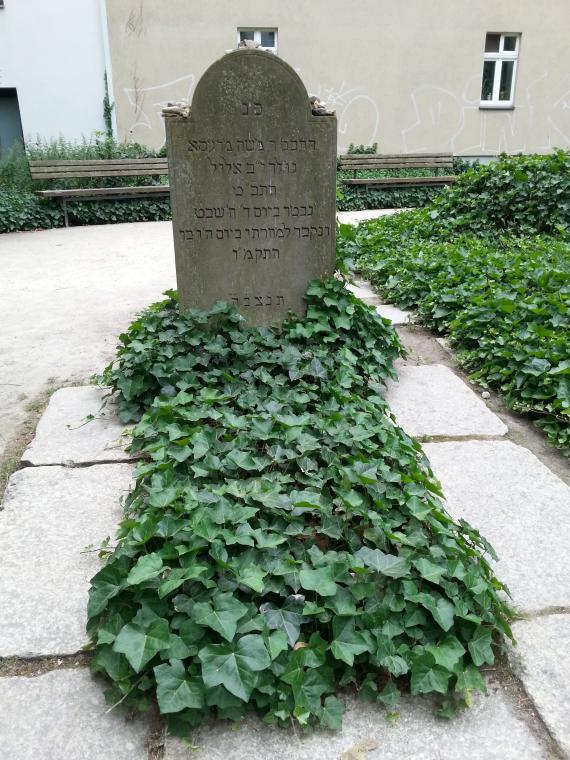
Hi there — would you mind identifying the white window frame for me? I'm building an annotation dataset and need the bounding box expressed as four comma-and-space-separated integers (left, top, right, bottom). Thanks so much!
237, 28, 278, 54
480, 33, 520, 109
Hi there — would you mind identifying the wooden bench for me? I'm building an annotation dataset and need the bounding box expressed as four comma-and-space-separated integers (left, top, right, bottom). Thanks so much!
30, 158, 170, 226
338, 153, 455, 191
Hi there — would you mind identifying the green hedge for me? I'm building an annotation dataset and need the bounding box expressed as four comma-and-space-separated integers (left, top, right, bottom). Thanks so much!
342, 152, 570, 454
0, 191, 171, 233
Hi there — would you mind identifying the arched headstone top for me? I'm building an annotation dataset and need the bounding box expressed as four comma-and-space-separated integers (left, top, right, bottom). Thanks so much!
191, 49, 313, 127
165, 50, 337, 326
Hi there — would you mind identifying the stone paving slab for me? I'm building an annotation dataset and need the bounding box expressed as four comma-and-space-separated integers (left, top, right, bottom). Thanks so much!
23, 385, 132, 466
165, 684, 545, 760
509, 614, 570, 757
337, 209, 405, 225
345, 281, 377, 300
386, 364, 507, 437
423, 441, 570, 613
0, 669, 146, 760
0, 464, 133, 656
375, 303, 412, 325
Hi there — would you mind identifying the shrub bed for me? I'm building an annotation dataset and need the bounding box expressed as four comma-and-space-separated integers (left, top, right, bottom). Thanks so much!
342, 151, 570, 454
0, 135, 170, 233
87, 279, 512, 734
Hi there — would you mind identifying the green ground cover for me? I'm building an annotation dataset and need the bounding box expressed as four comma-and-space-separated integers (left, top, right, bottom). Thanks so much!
0, 136, 171, 232
339, 151, 570, 454
87, 280, 512, 734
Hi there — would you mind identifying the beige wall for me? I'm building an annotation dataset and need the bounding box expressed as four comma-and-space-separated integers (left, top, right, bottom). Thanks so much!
105, 0, 570, 155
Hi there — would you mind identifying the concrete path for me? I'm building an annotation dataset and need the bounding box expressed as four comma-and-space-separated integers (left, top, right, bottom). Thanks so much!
0, 212, 391, 460
1, 270, 569, 758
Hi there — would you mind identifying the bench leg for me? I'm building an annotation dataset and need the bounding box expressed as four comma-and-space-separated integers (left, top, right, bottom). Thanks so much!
62, 199, 69, 228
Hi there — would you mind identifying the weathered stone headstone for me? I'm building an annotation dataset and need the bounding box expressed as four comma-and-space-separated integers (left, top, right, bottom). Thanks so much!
165, 49, 337, 326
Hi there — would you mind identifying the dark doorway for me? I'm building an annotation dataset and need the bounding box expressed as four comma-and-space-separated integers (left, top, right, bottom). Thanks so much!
0, 88, 24, 158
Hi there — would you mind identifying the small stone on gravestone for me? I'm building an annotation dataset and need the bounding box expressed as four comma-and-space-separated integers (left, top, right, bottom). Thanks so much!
164, 49, 337, 326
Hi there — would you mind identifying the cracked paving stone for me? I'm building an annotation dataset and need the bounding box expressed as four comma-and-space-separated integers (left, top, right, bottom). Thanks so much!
22, 386, 133, 466
509, 614, 570, 757
164, 682, 546, 760
386, 364, 507, 437
0, 464, 133, 656
424, 441, 570, 614
0, 669, 146, 760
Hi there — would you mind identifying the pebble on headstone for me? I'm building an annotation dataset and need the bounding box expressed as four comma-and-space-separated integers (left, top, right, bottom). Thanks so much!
165, 49, 337, 326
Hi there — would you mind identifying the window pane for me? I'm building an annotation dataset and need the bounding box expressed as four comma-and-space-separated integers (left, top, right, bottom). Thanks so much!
499, 60, 514, 100
485, 33, 500, 52
503, 35, 517, 52
481, 60, 495, 100
239, 30, 254, 41
260, 31, 275, 47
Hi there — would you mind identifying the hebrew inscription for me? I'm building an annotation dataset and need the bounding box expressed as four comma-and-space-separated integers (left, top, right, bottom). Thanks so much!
165, 49, 337, 326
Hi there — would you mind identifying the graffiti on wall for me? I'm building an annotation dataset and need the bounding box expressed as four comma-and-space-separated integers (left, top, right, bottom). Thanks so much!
401, 72, 570, 154
124, 73, 196, 140
122, 67, 570, 154
312, 80, 380, 148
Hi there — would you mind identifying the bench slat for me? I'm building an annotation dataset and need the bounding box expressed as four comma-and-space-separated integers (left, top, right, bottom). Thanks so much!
344, 176, 455, 187
339, 153, 452, 161
29, 158, 168, 167
339, 163, 452, 171
36, 185, 171, 200
31, 168, 169, 179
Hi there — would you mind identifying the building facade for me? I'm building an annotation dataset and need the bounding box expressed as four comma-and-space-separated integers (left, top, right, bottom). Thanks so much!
2, 0, 570, 157
0, 0, 110, 156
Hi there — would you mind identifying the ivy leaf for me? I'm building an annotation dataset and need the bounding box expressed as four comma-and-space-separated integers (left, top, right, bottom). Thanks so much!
158, 565, 209, 598
456, 664, 487, 692
299, 567, 337, 597
468, 627, 494, 666
378, 681, 400, 707
266, 630, 288, 660
330, 618, 371, 666
410, 660, 452, 695
260, 598, 305, 647
193, 593, 248, 642
426, 636, 465, 670
355, 547, 410, 578
233, 563, 267, 593
292, 668, 331, 715
126, 553, 164, 586
198, 634, 270, 701
225, 450, 259, 471
87, 560, 127, 619
113, 618, 170, 672
413, 558, 446, 585
154, 659, 204, 713
318, 695, 345, 729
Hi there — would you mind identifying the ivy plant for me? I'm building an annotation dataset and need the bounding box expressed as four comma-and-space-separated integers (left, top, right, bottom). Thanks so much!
88, 279, 512, 734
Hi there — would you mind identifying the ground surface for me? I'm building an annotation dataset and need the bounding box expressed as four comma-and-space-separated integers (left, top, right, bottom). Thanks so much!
0, 217, 569, 759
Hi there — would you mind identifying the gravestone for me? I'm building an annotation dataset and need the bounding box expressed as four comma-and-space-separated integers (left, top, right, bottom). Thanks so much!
165, 49, 337, 326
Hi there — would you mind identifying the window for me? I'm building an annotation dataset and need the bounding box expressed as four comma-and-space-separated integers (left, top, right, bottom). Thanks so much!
238, 29, 278, 54
480, 33, 520, 108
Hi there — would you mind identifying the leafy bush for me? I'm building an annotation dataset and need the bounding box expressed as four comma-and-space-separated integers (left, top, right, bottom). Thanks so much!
431, 150, 570, 236
0, 144, 33, 191
345, 185, 570, 453
0, 189, 170, 233
67, 197, 171, 226
87, 279, 512, 734
336, 158, 472, 212
346, 143, 378, 155
336, 181, 438, 212
0, 190, 63, 232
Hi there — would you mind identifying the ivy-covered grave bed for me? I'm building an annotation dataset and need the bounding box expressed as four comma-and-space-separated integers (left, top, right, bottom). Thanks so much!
87, 278, 513, 735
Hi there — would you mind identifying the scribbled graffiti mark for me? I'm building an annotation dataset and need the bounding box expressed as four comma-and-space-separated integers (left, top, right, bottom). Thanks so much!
124, 73, 196, 135
402, 72, 570, 154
